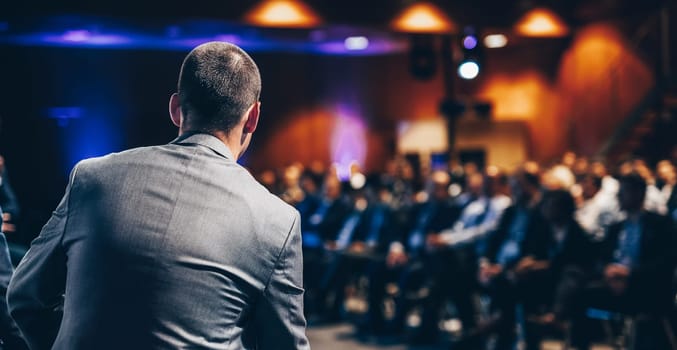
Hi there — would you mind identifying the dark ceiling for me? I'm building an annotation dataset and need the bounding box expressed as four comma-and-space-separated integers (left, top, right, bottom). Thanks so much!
2, 0, 667, 29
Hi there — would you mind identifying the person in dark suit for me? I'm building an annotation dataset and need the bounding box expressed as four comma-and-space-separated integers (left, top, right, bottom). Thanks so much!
360, 171, 462, 340
8, 42, 309, 350
354, 182, 410, 334
301, 174, 351, 318
475, 163, 545, 350
301, 175, 351, 246
294, 169, 322, 221
422, 171, 505, 345
313, 185, 369, 322
570, 172, 677, 349
515, 189, 595, 349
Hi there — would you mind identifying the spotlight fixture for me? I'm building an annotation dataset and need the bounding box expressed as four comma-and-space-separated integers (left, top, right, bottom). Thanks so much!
458, 61, 480, 80
457, 27, 482, 80
462, 35, 477, 50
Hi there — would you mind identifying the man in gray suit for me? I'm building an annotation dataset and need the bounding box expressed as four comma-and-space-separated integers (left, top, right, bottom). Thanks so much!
7, 42, 309, 350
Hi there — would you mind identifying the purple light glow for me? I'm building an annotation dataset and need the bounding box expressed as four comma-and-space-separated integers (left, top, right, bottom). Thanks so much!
0, 16, 408, 55
317, 38, 405, 55
330, 106, 367, 181
63, 30, 91, 42
214, 34, 241, 44
38, 31, 131, 46
463, 35, 477, 49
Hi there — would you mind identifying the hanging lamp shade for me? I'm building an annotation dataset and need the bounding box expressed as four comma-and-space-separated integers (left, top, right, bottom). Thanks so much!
244, 0, 322, 28
391, 2, 457, 34
514, 7, 569, 37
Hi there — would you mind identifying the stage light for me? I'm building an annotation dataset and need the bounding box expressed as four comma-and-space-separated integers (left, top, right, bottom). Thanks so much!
458, 61, 480, 80
391, 2, 456, 33
458, 27, 482, 79
344, 36, 369, 51
483, 34, 507, 48
244, 0, 322, 28
515, 7, 569, 37
462, 35, 477, 50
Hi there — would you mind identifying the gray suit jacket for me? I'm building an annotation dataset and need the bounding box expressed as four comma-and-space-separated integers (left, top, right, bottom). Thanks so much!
7, 133, 309, 350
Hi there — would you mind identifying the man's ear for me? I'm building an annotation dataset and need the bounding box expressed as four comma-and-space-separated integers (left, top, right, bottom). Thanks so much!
169, 93, 182, 128
243, 101, 260, 134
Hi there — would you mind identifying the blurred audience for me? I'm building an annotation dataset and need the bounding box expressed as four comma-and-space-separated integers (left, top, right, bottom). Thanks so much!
570, 173, 676, 350
255, 151, 677, 349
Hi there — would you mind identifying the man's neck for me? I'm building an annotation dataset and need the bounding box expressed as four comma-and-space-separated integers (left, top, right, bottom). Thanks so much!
181, 129, 241, 159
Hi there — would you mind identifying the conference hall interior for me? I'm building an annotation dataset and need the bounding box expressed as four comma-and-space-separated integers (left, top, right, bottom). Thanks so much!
1, 0, 677, 349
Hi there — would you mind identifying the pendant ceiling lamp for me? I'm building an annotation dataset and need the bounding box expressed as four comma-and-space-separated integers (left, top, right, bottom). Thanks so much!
244, 0, 322, 28
514, 7, 569, 37
391, 2, 457, 34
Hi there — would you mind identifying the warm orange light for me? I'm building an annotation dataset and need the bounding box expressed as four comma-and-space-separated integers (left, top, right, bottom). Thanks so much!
391, 2, 456, 34
478, 71, 554, 119
515, 8, 569, 37
244, 0, 322, 28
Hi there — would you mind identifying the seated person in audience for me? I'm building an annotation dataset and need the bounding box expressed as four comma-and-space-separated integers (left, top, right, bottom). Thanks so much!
622, 159, 668, 215
350, 182, 404, 257
320, 183, 399, 326
314, 186, 370, 322
292, 169, 322, 222
575, 173, 622, 241
590, 160, 619, 200
561, 151, 577, 170
379, 158, 416, 209
301, 175, 350, 248
542, 164, 576, 191
300, 175, 351, 316
656, 160, 677, 223
363, 171, 460, 340
346, 182, 408, 332
279, 164, 305, 206
423, 168, 511, 345
475, 163, 545, 350
570, 173, 676, 349
516, 189, 595, 350
429, 167, 512, 253
572, 156, 590, 183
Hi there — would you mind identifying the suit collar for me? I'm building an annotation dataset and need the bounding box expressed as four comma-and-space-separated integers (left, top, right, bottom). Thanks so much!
170, 132, 236, 160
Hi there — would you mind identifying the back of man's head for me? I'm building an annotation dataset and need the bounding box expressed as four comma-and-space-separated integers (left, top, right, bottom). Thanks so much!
178, 42, 261, 133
